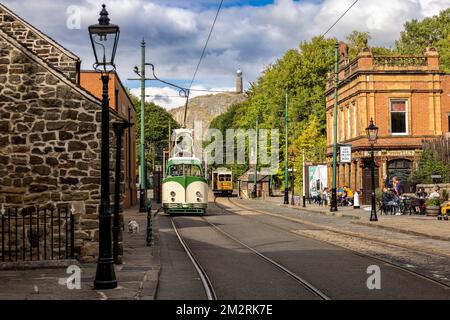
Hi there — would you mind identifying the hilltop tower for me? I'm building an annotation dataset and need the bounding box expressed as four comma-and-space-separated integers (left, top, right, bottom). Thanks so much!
236, 68, 243, 94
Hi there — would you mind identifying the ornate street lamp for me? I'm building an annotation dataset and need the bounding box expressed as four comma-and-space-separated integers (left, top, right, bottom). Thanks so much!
366, 118, 379, 222
290, 151, 295, 205
89, 4, 120, 290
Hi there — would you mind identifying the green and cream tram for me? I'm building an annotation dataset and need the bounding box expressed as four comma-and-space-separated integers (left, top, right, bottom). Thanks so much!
162, 157, 208, 214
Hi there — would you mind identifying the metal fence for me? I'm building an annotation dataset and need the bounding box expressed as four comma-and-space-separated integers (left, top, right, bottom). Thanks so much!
0, 206, 75, 262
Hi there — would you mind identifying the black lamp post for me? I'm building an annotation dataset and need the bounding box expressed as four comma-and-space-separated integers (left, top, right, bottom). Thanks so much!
366, 118, 379, 222
290, 151, 295, 205
89, 4, 120, 290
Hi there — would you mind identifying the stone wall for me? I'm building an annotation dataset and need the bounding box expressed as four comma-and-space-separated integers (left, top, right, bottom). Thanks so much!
0, 4, 79, 83
416, 184, 450, 200
0, 31, 124, 263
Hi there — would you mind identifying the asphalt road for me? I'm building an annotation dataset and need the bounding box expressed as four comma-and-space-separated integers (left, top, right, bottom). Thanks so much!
156, 197, 450, 300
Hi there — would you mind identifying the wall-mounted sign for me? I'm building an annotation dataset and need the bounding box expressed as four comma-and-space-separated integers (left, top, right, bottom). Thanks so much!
340, 145, 352, 163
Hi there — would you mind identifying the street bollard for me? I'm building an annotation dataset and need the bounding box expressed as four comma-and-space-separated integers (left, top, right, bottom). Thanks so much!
354, 191, 360, 209
146, 199, 152, 246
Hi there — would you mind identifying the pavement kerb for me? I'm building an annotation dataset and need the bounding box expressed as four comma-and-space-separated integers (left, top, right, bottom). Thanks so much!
280, 203, 450, 242
0, 259, 80, 270
223, 198, 450, 259
353, 220, 450, 242
146, 210, 161, 301
280, 203, 362, 220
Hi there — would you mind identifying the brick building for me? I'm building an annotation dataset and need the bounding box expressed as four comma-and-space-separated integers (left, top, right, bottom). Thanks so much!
0, 3, 135, 262
325, 42, 450, 204
80, 71, 137, 208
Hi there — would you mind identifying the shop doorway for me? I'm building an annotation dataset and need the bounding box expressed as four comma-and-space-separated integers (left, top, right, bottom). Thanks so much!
362, 159, 379, 205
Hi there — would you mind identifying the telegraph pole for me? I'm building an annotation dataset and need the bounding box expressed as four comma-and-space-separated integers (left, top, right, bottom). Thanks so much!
252, 117, 258, 198
302, 149, 306, 207
330, 42, 339, 212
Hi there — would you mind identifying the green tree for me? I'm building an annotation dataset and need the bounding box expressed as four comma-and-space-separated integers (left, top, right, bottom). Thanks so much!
395, 8, 450, 71
346, 30, 393, 59
130, 93, 180, 171
412, 149, 450, 184
209, 36, 336, 188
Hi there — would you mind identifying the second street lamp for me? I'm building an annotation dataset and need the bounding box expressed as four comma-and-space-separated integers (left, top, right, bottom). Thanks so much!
89, 4, 120, 290
366, 118, 379, 222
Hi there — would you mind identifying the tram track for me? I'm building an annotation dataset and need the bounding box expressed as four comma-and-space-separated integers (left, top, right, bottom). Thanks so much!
216, 196, 450, 291
170, 218, 217, 300
170, 212, 330, 300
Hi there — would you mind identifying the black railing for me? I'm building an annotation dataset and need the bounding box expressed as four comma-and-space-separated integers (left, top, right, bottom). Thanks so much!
0, 206, 75, 262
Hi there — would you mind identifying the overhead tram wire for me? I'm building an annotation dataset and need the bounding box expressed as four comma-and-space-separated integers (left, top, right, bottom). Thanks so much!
182, 0, 224, 127
322, 0, 359, 37
146, 1, 358, 117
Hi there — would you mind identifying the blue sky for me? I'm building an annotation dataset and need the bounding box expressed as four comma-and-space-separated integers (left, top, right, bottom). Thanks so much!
1, 0, 448, 109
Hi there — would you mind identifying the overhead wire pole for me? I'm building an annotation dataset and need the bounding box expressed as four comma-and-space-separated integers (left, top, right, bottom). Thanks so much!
129, 50, 189, 209
319, 0, 359, 211
284, 90, 289, 205
139, 39, 146, 212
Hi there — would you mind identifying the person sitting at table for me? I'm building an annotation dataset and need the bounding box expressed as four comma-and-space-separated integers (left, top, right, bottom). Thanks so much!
343, 186, 354, 206
428, 186, 440, 199
416, 187, 427, 199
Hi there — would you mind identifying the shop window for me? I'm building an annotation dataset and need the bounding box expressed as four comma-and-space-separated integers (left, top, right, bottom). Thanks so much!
387, 159, 412, 193
390, 100, 408, 135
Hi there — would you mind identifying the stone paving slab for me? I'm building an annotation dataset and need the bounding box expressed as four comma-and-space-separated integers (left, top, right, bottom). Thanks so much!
0, 205, 160, 300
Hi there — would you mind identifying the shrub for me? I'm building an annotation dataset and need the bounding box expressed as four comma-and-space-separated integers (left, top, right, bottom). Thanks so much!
425, 198, 441, 206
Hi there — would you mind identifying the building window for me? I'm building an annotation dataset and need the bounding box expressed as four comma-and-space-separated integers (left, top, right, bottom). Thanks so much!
390, 99, 408, 135
346, 106, 350, 140
387, 159, 412, 193
115, 89, 119, 111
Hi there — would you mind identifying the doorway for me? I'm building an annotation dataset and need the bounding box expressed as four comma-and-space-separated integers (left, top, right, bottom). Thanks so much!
362, 159, 379, 205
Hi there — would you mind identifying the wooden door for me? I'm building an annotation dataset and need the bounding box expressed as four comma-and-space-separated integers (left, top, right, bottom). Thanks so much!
362, 161, 379, 205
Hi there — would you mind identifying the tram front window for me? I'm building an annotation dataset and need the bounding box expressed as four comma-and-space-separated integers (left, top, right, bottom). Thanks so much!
168, 164, 202, 177
219, 174, 231, 182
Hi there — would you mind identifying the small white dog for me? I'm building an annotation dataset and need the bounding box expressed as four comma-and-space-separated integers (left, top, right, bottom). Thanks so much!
128, 220, 140, 233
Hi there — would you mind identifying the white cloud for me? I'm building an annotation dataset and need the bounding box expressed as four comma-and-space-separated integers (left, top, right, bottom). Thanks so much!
1, 0, 449, 105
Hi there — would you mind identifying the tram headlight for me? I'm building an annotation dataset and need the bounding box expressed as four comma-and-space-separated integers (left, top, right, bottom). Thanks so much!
171, 198, 175, 202
196, 191, 202, 197
197, 198, 201, 202
170, 191, 176, 197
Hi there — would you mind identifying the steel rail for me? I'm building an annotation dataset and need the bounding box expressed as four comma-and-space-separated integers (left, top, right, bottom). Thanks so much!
170, 218, 217, 300
207, 197, 330, 300
222, 197, 450, 291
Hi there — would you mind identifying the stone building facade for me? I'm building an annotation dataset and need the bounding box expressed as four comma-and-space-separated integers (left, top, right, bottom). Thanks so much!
325, 42, 450, 204
0, 4, 132, 262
